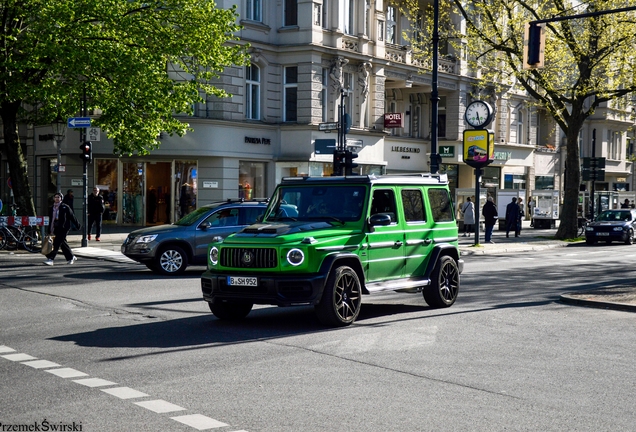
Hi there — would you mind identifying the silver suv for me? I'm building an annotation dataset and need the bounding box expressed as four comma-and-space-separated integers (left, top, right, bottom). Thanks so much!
122, 200, 270, 275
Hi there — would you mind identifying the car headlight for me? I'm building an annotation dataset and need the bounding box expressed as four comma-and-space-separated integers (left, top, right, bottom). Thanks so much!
136, 234, 158, 243
209, 246, 219, 265
286, 248, 304, 266
585, 226, 594, 232
614, 227, 624, 231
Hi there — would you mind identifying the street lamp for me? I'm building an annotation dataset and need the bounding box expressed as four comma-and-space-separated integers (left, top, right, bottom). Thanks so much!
52, 118, 66, 192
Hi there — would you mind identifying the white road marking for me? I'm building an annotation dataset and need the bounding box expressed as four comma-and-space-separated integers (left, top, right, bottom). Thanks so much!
171, 414, 228, 430
134, 399, 186, 413
1, 353, 37, 361
45, 368, 89, 378
73, 378, 118, 387
22, 360, 60, 369
101, 386, 149, 399
0, 345, 16, 353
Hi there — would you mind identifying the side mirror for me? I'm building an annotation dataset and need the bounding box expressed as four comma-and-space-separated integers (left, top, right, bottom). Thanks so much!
199, 222, 211, 230
369, 213, 392, 226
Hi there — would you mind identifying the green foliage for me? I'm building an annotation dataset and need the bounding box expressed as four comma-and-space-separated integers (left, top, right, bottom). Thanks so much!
1, 0, 250, 155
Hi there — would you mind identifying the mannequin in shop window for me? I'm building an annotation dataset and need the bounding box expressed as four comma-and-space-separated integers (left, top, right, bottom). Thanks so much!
179, 183, 191, 218
243, 181, 252, 200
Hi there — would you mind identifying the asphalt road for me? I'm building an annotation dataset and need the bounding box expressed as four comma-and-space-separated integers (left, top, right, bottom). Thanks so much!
1, 246, 635, 431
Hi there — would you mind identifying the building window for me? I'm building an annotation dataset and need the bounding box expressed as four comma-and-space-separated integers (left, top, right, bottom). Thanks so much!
516, 110, 524, 143
438, 96, 446, 138
321, 68, 328, 122
340, 0, 355, 35
608, 130, 621, 160
322, 0, 328, 29
504, 174, 526, 190
386, 6, 397, 44
284, 66, 298, 122
314, 3, 321, 26
247, 0, 261, 21
535, 176, 555, 190
377, 20, 384, 41
364, 0, 371, 36
246, 64, 260, 120
284, 0, 298, 26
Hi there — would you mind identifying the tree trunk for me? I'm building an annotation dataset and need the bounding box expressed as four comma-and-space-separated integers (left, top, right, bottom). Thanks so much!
555, 126, 583, 239
1, 101, 36, 216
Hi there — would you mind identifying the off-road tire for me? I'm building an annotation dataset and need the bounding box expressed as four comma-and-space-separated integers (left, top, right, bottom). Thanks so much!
423, 255, 459, 308
315, 265, 362, 327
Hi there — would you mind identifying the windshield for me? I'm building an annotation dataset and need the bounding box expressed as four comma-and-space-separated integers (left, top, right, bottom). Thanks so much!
264, 185, 367, 222
174, 206, 215, 226
597, 210, 633, 222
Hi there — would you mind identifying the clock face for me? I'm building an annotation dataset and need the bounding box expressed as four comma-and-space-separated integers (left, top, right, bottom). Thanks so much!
465, 101, 493, 128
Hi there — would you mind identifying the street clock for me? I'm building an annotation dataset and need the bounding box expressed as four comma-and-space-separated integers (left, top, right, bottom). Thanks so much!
465, 100, 494, 128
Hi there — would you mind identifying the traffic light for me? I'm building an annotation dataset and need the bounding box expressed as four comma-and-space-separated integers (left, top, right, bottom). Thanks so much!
79, 141, 92, 163
344, 150, 358, 175
333, 149, 345, 176
526, 22, 544, 67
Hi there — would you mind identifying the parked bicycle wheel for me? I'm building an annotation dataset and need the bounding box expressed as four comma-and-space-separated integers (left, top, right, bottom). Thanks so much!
22, 228, 42, 253
0, 227, 8, 250
2, 226, 21, 250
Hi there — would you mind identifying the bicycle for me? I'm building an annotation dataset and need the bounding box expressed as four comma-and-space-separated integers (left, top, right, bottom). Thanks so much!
0, 224, 42, 253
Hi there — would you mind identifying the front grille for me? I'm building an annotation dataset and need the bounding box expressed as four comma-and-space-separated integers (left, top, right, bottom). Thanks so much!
220, 248, 278, 268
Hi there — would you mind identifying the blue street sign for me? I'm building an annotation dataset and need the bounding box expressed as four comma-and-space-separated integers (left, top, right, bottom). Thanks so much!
67, 117, 91, 128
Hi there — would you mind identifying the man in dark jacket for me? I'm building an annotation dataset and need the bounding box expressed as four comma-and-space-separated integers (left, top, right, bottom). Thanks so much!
482, 196, 498, 243
62, 189, 74, 210
44, 192, 80, 265
88, 186, 105, 241
505, 197, 520, 238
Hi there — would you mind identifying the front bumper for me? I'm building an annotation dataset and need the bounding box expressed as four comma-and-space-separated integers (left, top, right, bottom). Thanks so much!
201, 270, 328, 307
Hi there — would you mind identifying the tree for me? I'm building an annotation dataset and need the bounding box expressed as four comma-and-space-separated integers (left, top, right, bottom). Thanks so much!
0, 0, 249, 216
402, 0, 636, 238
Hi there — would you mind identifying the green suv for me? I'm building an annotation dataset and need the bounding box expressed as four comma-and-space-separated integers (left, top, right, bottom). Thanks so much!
201, 174, 463, 327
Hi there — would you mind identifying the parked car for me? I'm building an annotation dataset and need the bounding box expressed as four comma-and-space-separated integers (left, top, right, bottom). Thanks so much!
122, 199, 272, 275
585, 209, 636, 245
201, 174, 463, 327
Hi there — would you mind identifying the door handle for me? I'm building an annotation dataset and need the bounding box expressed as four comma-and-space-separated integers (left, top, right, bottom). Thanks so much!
394, 241, 403, 247
423, 239, 432, 245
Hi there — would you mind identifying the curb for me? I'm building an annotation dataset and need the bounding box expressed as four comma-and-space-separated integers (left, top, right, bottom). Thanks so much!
560, 294, 636, 313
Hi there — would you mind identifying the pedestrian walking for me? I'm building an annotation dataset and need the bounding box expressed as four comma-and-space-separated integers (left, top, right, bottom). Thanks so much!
62, 189, 74, 209
44, 192, 80, 266
482, 196, 498, 243
621, 198, 630, 209
505, 197, 520, 238
461, 197, 475, 237
88, 186, 105, 241
516, 198, 525, 237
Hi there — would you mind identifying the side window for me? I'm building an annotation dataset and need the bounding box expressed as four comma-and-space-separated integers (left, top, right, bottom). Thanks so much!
402, 189, 425, 222
371, 189, 398, 223
241, 207, 265, 225
428, 188, 453, 222
204, 208, 239, 227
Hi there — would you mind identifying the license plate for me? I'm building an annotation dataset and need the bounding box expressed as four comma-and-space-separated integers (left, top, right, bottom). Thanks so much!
227, 276, 258, 286
596, 232, 610, 236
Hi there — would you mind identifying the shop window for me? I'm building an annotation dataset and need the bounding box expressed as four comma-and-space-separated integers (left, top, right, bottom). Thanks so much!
176, 161, 197, 220
535, 176, 554, 190
239, 161, 266, 200
96, 159, 118, 222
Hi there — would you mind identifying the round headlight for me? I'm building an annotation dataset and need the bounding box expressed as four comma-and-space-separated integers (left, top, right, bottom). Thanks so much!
286, 248, 304, 266
614, 226, 624, 231
209, 246, 219, 265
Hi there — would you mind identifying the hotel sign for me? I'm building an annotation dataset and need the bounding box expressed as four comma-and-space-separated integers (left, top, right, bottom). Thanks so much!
384, 113, 404, 128
439, 146, 455, 158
